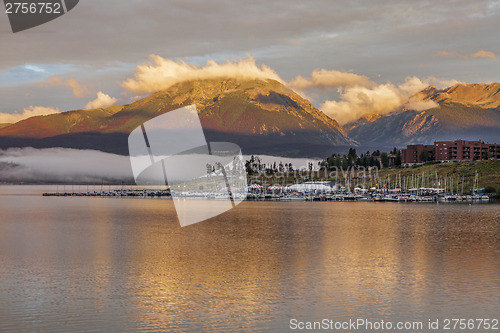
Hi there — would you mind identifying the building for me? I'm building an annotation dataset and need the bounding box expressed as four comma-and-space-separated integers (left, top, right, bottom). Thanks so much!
401, 140, 500, 166
401, 144, 435, 165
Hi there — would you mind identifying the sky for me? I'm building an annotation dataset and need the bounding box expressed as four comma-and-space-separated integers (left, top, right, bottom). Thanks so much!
1, 0, 499, 124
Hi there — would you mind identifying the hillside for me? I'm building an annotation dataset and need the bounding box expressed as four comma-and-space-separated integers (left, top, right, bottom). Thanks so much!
248, 160, 500, 193
0, 79, 354, 157
376, 160, 500, 192
426, 83, 500, 108
0, 106, 124, 138
347, 83, 500, 146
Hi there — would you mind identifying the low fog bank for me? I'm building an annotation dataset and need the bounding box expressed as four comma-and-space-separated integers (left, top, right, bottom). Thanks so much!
0, 148, 135, 184
0, 147, 321, 184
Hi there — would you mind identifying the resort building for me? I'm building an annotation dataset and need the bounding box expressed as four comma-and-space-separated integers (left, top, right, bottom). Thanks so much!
401, 140, 500, 166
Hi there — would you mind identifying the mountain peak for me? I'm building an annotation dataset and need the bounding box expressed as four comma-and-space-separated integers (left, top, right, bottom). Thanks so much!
0, 78, 354, 157
346, 82, 500, 146
427, 82, 500, 108
422, 84, 438, 93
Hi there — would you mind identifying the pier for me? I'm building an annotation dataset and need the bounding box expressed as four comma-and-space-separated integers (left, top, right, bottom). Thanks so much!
43, 188, 171, 198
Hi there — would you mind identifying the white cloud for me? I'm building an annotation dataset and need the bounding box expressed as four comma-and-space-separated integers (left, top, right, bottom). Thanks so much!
25, 65, 46, 73
85, 91, 117, 110
286, 69, 461, 125
122, 55, 283, 94
424, 76, 462, 89
0, 106, 60, 124
319, 76, 442, 125
288, 69, 373, 90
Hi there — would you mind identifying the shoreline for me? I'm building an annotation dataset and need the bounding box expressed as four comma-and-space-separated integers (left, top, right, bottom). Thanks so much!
39, 188, 496, 203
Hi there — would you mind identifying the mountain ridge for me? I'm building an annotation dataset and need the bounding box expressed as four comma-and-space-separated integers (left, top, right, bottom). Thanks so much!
426, 82, 500, 108
346, 82, 500, 146
0, 78, 354, 157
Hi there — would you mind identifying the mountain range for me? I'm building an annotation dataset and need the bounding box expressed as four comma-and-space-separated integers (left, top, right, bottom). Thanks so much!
346, 83, 500, 146
0, 79, 354, 157
0, 80, 499, 158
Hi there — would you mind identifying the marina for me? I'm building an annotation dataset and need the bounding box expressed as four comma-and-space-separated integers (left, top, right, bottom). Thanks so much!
42, 168, 496, 203
42, 185, 494, 202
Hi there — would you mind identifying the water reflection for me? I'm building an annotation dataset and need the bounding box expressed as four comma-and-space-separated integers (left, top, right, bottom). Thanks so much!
0, 187, 499, 332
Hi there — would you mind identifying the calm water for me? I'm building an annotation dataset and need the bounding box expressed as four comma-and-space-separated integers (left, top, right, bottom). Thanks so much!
0, 186, 499, 332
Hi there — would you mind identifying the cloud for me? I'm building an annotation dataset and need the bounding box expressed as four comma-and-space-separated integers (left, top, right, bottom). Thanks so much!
470, 50, 497, 59
404, 99, 439, 111
0, 147, 319, 183
45, 76, 91, 98
0, 148, 134, 183
122, 55, 283, 94
424, 76, 462, 89
319, 76, 436, 125
0, 106, 60, 124
288, 69, 373, 90
2, 1, 499, 112
287, 69, 461, 125
85, 91, 117, 110
435, 51, 462, 58
435, 50, 498, 60
66, 78, 91, 98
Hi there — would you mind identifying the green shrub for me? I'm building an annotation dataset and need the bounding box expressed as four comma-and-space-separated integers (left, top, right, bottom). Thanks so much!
483, 185, 496, 193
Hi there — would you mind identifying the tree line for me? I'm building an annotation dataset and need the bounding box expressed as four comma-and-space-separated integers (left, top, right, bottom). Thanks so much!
245, 148, 403, 175
322, 148, 402, 170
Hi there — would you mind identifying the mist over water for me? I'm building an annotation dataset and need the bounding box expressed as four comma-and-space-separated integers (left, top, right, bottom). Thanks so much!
0, 148, 320, 183
0, 148, 134, 183
0, 186, 499, 332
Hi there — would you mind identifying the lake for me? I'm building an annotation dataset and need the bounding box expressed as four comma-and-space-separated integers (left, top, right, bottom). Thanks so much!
1, 186, 499, 332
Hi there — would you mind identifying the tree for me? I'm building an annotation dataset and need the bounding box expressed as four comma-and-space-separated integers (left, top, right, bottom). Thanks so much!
245, 160, 254, 175
419, 149, 430, 162
347, 155, 353, 168
362, 154, 369, 167
246, 155, 266, 175
348, 148, 357, 159
381, 152, 389, 168
395, 150, 402, 167
335, 156, 342, 169
483, 185, 496, 194
342, 156, 349, 170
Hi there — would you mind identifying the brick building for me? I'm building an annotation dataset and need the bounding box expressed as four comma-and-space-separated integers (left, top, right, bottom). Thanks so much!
401, 144, 435, 165
401, 140, 500, 165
